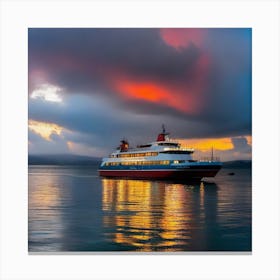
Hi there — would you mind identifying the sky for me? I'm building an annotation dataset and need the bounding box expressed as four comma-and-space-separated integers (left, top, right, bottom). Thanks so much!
28, 28, 252, 161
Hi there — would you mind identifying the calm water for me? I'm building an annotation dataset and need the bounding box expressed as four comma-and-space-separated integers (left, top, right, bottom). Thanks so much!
28, 165, 251, 252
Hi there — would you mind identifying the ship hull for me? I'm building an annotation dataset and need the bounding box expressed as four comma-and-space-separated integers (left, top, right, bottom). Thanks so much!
99, 166, 221, 180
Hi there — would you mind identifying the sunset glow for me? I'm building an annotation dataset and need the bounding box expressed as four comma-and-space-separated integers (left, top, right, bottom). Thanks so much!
28, 120, 64, 141
245, 136, 252, 146
116, 80, 199, 113
176, 137, 234, 151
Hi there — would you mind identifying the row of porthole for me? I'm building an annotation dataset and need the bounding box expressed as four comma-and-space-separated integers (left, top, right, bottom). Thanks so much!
110, 152, 158, 158
105, 160, 170, 166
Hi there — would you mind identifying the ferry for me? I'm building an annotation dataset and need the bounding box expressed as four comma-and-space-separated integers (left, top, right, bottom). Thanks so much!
98, 126, 222, 180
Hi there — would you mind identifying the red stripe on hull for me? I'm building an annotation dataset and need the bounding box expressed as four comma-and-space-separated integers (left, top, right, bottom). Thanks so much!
99, 169, 220, 179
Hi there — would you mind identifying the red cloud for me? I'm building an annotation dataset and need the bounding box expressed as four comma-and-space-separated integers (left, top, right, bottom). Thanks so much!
115, 79, 201, 114
110, 35, 212, 115
160, 28, 205, 49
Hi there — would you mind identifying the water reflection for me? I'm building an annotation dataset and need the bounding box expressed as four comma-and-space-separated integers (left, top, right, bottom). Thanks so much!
28, 172, 65, 251
29, 166, 251, 252
102, 179, 219, 251
29, 167, 104, 252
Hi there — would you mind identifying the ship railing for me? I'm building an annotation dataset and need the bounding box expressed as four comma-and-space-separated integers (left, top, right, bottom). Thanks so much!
163, 147, 194, 151
126, 147, 151, 152
198, 156, 221, 162
120, 146, 194, 152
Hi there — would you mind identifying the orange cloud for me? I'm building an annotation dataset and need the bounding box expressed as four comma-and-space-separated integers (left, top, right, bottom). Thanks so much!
245, 136, 252, 146
175, 137, 234, 152
115, 79, 200, 114
28, 120, 64, 141
160, 28, 205, 49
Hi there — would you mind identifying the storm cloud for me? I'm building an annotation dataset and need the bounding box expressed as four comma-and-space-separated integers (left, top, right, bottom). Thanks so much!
28, 28, 252, 159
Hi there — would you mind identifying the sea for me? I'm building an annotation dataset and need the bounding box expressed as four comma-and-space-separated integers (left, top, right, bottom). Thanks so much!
28, 164, 251, 252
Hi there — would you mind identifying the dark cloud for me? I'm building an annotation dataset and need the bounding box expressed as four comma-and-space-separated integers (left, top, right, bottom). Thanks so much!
231, 137, 251, 154
29, 28, 200, 87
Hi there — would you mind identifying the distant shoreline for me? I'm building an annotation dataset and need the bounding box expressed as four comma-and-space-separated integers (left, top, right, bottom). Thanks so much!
28, 154, 251, 169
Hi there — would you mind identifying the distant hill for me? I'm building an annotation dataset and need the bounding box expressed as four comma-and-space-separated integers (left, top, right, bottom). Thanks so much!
222, 160, 252, 169
28, 154, 101, 165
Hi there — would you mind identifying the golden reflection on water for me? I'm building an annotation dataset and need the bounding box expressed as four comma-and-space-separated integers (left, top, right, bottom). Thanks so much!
29, 173, 66, 251
29, 175, 61, 209
199, 183, 205, 220
102, 179, 206, 251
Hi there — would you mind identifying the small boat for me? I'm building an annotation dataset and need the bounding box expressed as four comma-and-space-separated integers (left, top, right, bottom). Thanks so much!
98, 125, 222, 180
228, 172, 235, 176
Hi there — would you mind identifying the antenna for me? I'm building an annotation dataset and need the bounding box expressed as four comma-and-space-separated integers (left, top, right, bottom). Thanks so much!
211, 146, 214, 162
162, 124, 165, 134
